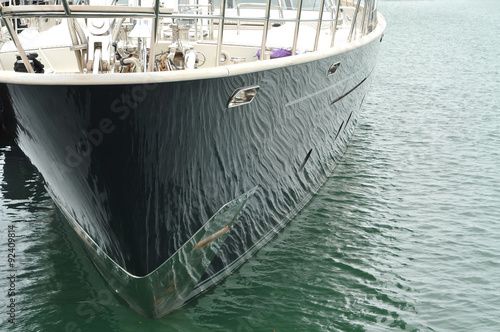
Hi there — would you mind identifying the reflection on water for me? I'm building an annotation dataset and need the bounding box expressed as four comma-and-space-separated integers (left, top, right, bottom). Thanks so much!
0, 140, 110, 330
0, 129, 419, 332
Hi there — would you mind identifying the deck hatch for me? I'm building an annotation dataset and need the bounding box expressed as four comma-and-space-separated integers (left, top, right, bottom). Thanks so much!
227, 85, 260, 108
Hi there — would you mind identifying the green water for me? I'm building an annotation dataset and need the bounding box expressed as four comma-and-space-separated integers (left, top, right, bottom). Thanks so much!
1, 0, 500, 331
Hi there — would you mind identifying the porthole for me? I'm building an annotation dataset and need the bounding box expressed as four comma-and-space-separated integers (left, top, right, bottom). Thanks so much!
227, 86, 260, 108
328, 62, 341, 76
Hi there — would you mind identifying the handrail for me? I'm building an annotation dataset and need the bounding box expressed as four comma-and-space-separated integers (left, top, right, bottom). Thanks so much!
0, 4, 354, 22
0, 6, 345, 23
178, 4, 214, 41
0, 5, 174, 18
235, 3, 283, 35
0, 0, 379, 74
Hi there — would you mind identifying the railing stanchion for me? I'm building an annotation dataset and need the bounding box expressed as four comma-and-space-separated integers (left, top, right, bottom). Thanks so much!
360, 0, 370, 36
215, 0, 226, 67
259, 0, 272, 61
291, 0, 304, 56
209, 2, 214, 40
330, 0, 341, 48
148, 0, 160, 72
276, 0, 284, 25
0, 4, 34, 73
348, 0, 361, 42
314, 0, 326, 51
61, 0, 72, 15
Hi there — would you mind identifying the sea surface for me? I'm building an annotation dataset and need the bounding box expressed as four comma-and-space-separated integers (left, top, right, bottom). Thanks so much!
1, 0, 500, 331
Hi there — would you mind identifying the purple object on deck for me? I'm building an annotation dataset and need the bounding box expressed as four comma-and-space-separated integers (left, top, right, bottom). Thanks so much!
257, 48, 293, 59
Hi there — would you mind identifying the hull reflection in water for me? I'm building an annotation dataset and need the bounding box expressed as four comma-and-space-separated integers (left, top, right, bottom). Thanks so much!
0, 0, 385, 318
56, 187, 256, 318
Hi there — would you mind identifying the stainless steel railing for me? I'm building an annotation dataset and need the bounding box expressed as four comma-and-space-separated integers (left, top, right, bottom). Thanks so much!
0, 0, 379, 73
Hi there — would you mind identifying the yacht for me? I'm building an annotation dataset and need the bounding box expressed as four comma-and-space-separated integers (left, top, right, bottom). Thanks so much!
0, 0, 385, 318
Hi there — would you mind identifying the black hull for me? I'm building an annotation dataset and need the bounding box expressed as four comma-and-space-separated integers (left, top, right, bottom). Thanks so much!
0, 30, 383, 317
0, 91, 16, 138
